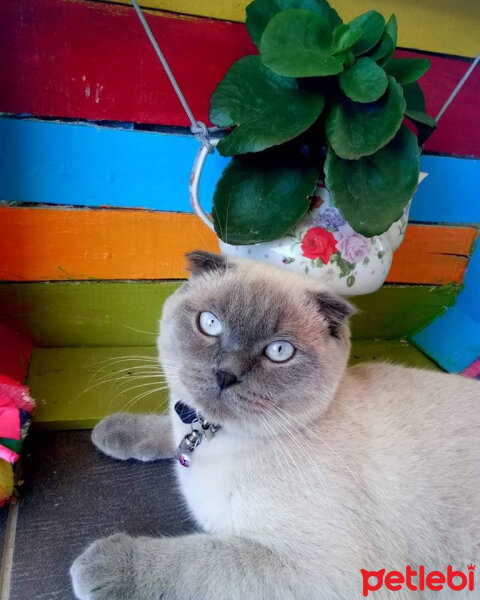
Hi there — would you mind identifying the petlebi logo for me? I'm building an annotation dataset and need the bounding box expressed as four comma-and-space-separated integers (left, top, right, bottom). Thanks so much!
361, 564, 476, 597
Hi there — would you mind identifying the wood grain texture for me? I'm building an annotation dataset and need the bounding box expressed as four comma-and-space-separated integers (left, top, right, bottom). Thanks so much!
10, 430, 196, 599
0, 118, 229, 213
0, 205, 475, 284
1, 117, 479, 220
412, 243, 480, 372
0, 281, 459, 347
388, 225, 477, 285
95, 0, 480, 58
0, 324, 33, 383
27, 341, 439, 429
1, 0, 479, 156
0, 207, 219, 281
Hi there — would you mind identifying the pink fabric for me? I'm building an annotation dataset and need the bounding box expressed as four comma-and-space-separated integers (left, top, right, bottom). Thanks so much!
0, 445, 19, 464
0, 374, 35, 412
462, 358, 480, 378
0, 395, 20, 439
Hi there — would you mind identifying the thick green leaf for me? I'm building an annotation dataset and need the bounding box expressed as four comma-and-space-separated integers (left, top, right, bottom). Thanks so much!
405, 110, 436, 128
405, 108, 437, 145
339, 57, 388, 103
331, 24, 363, 54
210, 56, 325, 156
402, 81, 426, 112
212, 151, 317, 244
260, 9, 344, 77
368, 15, 397, 64
385, 57, 431, 84
326, 76, 405, 159
325, 126, 420, 237
246, 0, 341, 49
349, 10, 385, 55
402, 82, 436, 145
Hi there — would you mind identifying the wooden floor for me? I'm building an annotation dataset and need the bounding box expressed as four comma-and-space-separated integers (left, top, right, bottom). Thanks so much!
0, 341, 439, 598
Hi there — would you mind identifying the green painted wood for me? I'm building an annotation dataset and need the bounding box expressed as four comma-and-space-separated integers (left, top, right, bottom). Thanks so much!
0, 281, 459, 346
29, 347, 165, 430
27, 341, 439, 430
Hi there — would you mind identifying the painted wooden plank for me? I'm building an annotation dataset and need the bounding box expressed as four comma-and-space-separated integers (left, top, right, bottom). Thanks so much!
0, 0, 255, 127
1, 1, 478, 156
1, 118, 479, 222
0, 281, 459, 347
412, 244, 480, 372
0, 207, 219, 282
0, 324, 33, 382
0, 205, 474, 284
410, 156, 480, 224
98, 0, 480, 58
28, 340, 440, 429
0, 118, 229, 213
387, 225, 477, 286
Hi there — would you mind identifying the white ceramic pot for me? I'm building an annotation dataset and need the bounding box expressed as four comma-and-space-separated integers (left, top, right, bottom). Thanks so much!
190, 143, 427, 296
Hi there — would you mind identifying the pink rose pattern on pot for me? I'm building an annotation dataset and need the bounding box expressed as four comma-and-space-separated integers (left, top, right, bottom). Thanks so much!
285, 203, 380, 287
334, 225, 370, 263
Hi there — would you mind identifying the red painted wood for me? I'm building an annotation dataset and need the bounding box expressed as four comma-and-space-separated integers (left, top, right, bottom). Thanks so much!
0, 0, 478, 157
0, 0, 255, 127
0, 324, 33, 383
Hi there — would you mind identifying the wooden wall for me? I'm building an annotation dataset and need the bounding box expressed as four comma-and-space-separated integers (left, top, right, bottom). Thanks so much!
0, 0, 479, 374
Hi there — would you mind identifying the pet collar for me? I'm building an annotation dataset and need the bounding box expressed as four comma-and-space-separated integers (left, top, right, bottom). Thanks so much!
173, 401, 220, 468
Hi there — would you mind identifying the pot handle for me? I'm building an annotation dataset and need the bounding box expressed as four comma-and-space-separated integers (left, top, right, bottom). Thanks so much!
189, 138, 220, 232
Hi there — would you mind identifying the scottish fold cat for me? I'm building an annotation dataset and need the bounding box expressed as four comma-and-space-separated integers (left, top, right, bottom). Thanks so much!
71, 251, 479, 599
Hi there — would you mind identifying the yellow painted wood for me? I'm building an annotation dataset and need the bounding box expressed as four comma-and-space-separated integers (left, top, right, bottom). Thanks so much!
97, 0, 480, 58
28, 341, 440, 430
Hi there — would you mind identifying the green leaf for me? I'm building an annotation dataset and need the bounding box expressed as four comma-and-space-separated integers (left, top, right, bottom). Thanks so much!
212, 150, 318, 245
367, 15, 397, 64
325, 126, 420, 237
326, 76, 405, 159
260, 9, 344, 77
405, 110, 436, 128
246, 0, 342, 49
339, 57, 388, 103
384, 57, 431, 84
331, 24, 363, 54
402, 82, 436, 145
209, 56, 325, 156
349, 10, 385, 55
405, 109, 437, 146
402, 81, 426, 112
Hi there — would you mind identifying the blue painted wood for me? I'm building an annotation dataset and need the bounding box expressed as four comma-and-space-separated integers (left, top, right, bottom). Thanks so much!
1, 117, 479, 224
411, 155, 480, 224
412, 240, 480, 372
0, 118, 228, 213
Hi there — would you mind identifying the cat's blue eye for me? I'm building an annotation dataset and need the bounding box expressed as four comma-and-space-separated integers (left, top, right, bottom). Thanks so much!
197, 311, 222, 337
264, 341, 295, 363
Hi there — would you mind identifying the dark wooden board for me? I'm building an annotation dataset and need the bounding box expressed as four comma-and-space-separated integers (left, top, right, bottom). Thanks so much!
9, 430, 196, 599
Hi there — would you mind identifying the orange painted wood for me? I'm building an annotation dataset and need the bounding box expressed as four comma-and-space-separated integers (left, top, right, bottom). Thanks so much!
388, 225, 478, 285
0, 207, 219, 281
0, 206, 476, 284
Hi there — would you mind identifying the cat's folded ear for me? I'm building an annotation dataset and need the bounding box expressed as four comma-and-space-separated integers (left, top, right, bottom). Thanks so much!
309, 291, 356, 338
185, 251, 232, 276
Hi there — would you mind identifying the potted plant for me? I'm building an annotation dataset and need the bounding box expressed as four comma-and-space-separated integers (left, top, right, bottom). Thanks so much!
199, 0, 436, 294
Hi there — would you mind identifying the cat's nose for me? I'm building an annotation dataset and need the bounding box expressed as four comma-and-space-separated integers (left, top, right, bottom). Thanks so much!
216, 369, 238, 390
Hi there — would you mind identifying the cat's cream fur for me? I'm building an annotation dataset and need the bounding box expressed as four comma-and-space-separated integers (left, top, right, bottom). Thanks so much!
71, 253, 479, 599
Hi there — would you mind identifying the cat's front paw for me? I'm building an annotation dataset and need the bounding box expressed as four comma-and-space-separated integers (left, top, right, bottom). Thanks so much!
91, 413, 170, 461
70, 533, 137, 600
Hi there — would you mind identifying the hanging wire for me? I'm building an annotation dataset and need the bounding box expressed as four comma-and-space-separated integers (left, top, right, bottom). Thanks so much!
130, 0, 214, 153
131, 0, 478, 147
436, 53, 480, 123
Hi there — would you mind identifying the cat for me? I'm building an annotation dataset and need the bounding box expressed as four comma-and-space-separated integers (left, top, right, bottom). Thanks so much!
71, 251, 480, 599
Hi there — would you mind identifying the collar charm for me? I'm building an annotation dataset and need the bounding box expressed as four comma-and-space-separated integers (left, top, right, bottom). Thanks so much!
173, 402, 220, 468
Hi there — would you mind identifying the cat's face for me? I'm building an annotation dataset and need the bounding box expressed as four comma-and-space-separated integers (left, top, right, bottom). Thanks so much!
159, 252, 354, 437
